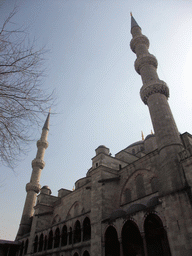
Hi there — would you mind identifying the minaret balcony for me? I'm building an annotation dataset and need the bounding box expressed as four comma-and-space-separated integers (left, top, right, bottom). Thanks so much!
37, 139, 49, 149
32, 158, 45, 169
140, 80, 169, 105
26, 182, 41, 193
135, 54, 157, 74
130, 35, 149, 53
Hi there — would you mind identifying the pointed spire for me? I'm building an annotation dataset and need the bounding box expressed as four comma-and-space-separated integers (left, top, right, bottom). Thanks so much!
141, 131, 144, 141
130, 13, 140, 30
43, 109, 51, 130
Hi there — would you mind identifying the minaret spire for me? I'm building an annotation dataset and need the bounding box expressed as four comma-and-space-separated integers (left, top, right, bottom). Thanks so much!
130, 12, 140, 31
16, 112, 50, 239
130, 16, 184, 195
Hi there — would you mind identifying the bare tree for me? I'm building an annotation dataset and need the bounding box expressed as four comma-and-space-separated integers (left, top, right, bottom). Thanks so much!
0, 9, 53, 168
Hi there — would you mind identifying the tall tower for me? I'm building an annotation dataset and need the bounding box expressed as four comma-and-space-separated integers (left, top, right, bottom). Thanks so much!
16, 112, 50, 239
130, 15, 192, 255
130, 14, 185, 195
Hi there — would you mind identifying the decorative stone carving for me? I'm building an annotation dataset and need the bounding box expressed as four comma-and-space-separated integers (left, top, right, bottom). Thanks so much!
140, 80, 169, 105
130, 35, 149, 53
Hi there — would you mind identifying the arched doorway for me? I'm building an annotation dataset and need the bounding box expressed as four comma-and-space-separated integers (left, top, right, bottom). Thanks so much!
83, 250, 90, 256
144, 213, 171, 256
83, 217, 91, 241
105, 226, 120, 256
61, 225, 68, 246
74, 220, 81, 243
34, 236, 38, 253
47, 230, 53, 250
54, 227, 60, 248
38, 234, 43, 252
122, 220, 144, 256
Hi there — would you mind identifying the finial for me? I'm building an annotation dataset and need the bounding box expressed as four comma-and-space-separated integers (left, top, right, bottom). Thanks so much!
49, 108, 51, 113
151, 130, 153, 134
130, 12, 132, 17
141, 131, 144, 141
72, 186, 75, 191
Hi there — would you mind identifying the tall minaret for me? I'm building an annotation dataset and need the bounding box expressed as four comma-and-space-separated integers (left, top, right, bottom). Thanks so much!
16, 112, 50, 239
130, 14, 185, 195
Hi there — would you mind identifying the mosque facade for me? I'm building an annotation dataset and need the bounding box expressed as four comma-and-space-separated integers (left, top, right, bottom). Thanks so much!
2, 15, 192, 256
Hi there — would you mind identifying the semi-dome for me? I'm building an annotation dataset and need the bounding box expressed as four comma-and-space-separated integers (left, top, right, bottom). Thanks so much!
127, 204, 146, 215
109, 209, 126, 221
146, 196, 160, 208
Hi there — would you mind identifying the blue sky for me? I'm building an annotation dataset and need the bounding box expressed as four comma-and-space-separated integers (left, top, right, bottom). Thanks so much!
0, 0, 192, 240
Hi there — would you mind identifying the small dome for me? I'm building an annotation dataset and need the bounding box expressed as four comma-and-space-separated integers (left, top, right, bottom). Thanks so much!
109, 209, 126, 221
127, 204, 146, 215
146, 196, 160, 208
41, 185, 52, 195
95, 145, 110, 155
42, 185, 50, 189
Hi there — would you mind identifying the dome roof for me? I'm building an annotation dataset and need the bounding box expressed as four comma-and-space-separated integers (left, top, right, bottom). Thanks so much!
127, 140, 144, 148
127, 204, 146, 215
146, 196, 160, 208
41, 185, 50, 190
145, 134, 155, 140
109, 209, 126, 221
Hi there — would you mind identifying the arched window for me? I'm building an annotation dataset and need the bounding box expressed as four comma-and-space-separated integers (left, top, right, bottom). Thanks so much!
83, 251, 90, 256
69, 227, 72, 245
73, 253, 79, 256
34, 235, 38, 253
122, 220, 144, 256
61, 225, 68, 246
83, 217, 91, 241
39, 234, 43, 252
74, 220, 81, 243
105, 226, 120, 256
24, 239, 28, 255
54, 227, 60, 248
135, 174, 146, 198
19, 241, 24, 256
124, 188, 131, 203
144, 213, 171, 256
151, 177, 158, 193
44, 235, 47, 250
47, 230, 53, 250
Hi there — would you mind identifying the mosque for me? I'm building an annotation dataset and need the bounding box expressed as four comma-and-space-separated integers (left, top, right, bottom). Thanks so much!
1, 15, 192, 256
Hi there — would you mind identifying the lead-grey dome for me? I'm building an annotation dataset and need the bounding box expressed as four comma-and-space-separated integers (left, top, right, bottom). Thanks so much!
127, 204, 146, 215
109, 209, 126, 221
